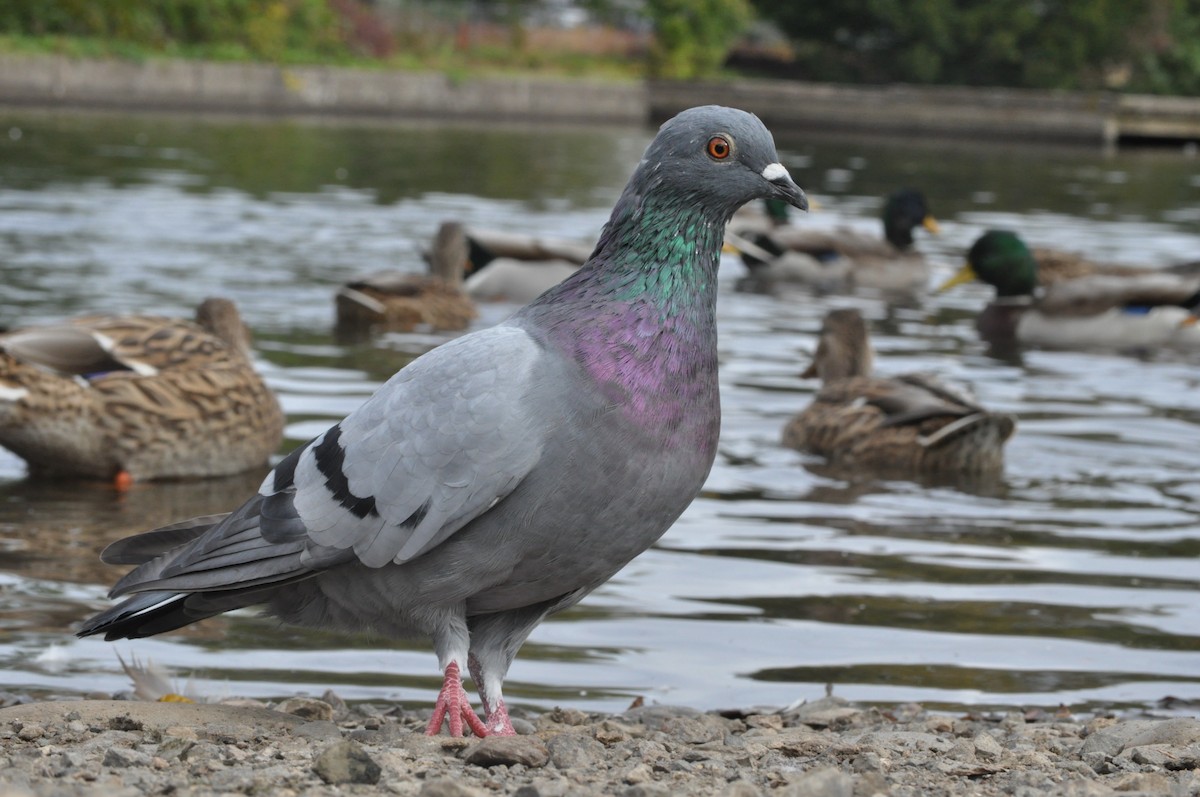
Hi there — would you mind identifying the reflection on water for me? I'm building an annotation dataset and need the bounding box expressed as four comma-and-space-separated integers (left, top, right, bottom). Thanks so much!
2, 108, 1200, 714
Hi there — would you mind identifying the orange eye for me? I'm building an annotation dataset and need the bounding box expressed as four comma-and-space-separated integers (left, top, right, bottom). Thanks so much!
706, 135, 731, 160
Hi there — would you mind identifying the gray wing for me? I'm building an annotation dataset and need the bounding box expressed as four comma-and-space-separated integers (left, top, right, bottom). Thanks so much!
105, 323, 549, 599
291, 323, 547, 567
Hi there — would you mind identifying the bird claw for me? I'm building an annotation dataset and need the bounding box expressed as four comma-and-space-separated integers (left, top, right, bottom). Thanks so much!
425, 662, 489, 737
483, 700, 517, 736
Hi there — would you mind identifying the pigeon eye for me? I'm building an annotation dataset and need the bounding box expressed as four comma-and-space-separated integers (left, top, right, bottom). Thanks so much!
706, 135, 732, 160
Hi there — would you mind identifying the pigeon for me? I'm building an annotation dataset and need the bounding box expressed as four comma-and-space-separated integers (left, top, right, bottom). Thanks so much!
77, 105, 808, 737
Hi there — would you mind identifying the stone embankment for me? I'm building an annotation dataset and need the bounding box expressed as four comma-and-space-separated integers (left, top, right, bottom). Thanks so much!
3, 53, 1200, 146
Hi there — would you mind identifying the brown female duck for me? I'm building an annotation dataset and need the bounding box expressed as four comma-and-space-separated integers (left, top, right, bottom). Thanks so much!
783, 308, 1015, 476
0, 298, 283, 485
335, 221, 479, 334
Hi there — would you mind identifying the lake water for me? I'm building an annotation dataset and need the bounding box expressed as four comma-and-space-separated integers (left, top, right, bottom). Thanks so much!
2, 108, 1200, 717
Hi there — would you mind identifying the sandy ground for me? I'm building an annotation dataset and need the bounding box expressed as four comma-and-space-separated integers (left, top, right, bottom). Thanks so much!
2, 692, 1199, 796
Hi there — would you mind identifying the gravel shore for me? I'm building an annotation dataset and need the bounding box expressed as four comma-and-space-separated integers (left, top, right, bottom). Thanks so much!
2, 693, 1198, 796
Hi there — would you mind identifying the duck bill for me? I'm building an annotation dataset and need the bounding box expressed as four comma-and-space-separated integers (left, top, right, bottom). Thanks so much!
937, 263, 979, 293
923, 215, 941, 235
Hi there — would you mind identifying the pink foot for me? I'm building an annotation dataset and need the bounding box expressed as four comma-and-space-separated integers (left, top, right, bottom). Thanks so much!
425, 662, 489, 737
483, 698, 517, 736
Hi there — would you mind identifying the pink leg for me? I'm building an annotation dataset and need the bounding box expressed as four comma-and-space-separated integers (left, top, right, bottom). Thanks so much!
483, 697, 516, 736
425, 661, 489, 737
468, 653, 516, 736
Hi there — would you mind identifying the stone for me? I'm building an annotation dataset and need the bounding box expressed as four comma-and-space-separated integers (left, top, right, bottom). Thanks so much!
419, 778, 486, 797
463, 736, 550, 768
15, 724, 43, 741
622, 785, 671, 797
661, 716, 725, 745
311, 739, 381, 785
292, 720, 342, 741
275, 697, 334, 722
546, 733, 606, 770
722, 782, 763, 797
1080, 720, 1173, 757
779, 766, 854, 797
102, 747, 154, 768
974, 732, 1004, 759
622, 704, 700, 731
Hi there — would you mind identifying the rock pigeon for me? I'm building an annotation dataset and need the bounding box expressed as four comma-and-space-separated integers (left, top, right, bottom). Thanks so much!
77, 105, 808, 737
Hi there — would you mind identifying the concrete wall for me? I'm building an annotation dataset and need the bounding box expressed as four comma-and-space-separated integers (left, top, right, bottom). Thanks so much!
648, 79, 1120, 145
0, 54, 647, 124
3, 53, 1200, 145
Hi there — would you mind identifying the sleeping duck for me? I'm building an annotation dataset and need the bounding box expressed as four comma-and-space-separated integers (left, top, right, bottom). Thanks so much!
335, 220, 479, 335
460, 226, 593, 304
939, 230, 1200, 351
731, 188, 939, 294
0, 298, 283, 486
783, 308, 1015, 476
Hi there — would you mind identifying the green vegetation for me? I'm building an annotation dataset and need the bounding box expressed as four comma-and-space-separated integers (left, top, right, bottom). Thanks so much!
643, 0, 750, 79
2, 0, 1200, 93
752, 0, 1200, 94
0, 0, 348, 63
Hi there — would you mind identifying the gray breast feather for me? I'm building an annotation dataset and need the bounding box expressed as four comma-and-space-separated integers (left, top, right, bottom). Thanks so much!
293, 324, 547, 568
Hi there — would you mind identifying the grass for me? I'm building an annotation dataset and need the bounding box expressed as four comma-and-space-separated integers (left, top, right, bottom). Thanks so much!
0, 32, 650, 82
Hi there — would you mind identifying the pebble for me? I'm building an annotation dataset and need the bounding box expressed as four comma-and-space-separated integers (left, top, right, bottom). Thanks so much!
311, 739, 381, 785
2, 695, 1199, 796
463, 736, 550, 768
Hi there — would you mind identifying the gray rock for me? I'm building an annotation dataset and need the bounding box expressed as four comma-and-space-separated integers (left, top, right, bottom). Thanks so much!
102, 746, 154, 768
1079, 719, 1173, 757
312, 739, 381, 785
275, 697, 334, 722
661, 716, 726, 745
15, 723, 44, 741
514, 777, 573, 797
546, 732, 606, 769
854, 730, 953, 754
722, 782, 763, 797
511, 717, 538, 735
622, 704, 701, 730
420, 778, 486, 797
1121, 717, 1200, 749
320, 689, 349, 719
621, 785, 672, 797
463, 736, 550, 768
543, 707, 590, 726
779, 766, 854, 797
1130, 742, 1200, 769
292, 720, 342, 741
974, 731, 1004, 760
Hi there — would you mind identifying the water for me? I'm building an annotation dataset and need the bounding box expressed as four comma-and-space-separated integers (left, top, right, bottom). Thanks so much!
2, 108, 1200, 716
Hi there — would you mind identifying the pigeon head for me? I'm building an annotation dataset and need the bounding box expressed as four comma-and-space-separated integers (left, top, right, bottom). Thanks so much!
634, 105, 807, 220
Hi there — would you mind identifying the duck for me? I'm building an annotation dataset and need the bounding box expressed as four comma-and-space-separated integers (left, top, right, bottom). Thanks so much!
0, 297, 284, 486
335, 220, 479, 334
783, 308, 1015, 476
459, 225, 593, 304
938, 230, 1200, 351
730, 188, 939, 294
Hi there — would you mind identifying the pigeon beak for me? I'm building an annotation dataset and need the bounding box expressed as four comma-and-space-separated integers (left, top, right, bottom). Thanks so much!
761, 163, 808, 212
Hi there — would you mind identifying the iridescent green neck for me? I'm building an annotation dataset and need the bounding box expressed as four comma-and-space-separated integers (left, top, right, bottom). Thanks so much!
581, 193, 724, 316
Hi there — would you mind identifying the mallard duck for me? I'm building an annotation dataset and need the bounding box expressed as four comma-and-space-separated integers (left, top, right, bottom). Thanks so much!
335, 220, 479, 334
731, 188, 939, 294
939, 230, 1200, 350
461, 226, 592, 304
0, 298, 284, 485
783, 308, 1015, 476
